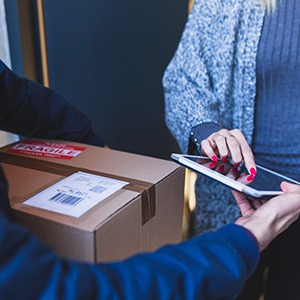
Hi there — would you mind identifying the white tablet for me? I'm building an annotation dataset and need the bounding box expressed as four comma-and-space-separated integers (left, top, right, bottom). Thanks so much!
171, 153, 300, 199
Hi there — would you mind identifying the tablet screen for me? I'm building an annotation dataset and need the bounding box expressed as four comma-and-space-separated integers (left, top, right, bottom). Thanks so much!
172, 154, 300, 198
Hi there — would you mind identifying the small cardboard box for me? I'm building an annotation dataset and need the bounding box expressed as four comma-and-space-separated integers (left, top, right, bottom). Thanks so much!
0, 139, 185, 263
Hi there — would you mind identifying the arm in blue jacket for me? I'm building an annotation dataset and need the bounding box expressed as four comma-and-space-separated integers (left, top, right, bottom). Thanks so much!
0, 60, 105, 147
0, 212, 259, 300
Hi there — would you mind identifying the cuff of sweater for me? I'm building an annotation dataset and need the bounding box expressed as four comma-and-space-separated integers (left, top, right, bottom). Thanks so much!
188, 122, 221, 154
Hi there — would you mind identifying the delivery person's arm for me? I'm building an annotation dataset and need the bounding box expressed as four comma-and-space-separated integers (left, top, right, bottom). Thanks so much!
0, 213, 258, 300
0, 60, 105, 147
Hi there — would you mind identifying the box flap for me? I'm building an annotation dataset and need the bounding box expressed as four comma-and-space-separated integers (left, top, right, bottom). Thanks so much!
0, 139, 179, 183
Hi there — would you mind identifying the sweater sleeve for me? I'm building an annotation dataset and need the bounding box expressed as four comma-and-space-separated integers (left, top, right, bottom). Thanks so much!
189, 122, 222, 154
0, 212, 259, 300
0, 60, 105, 147
162, 0, 222, 154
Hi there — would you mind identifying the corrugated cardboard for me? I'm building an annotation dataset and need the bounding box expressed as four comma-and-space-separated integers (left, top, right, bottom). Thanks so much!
0, 139, 185, 263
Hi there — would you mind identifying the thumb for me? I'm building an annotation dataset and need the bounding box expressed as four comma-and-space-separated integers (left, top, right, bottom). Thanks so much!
281, 181, 300, 193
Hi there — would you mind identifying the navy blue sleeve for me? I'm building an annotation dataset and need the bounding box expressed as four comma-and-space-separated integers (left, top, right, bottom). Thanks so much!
0, 212, 259, 300
189, 122, 221, 154
0, 168, 12, 220
0, 60, 105, 147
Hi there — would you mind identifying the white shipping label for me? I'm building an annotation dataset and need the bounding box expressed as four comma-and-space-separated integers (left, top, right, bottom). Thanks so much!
24, 171, 128, 217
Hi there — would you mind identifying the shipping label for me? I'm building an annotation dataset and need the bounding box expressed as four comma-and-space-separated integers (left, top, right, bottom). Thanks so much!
8, 140, 86, 159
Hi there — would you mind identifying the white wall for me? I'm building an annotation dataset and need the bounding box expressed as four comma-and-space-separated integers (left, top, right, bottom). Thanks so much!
0, 0, 20, 146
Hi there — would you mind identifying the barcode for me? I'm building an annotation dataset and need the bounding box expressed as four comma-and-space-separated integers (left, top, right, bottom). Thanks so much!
49, 192, 83, 206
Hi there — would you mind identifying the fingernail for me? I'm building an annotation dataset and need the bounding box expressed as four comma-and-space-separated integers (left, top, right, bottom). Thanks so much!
232, 167, 238, 173
250, 168, 256, 176
247, 175, 254, 181
234, 163, 240, 167
218, 165, 225, 173
221, 157, 227, 162
209, 162, 217, 168
212, 155, 218, 162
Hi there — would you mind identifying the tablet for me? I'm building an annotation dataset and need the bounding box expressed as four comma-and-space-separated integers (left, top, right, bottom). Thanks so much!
171, 153, 300, 199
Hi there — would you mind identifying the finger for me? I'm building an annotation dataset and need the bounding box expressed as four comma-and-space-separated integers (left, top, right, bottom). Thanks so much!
226, 166, 238, 180
236, 172, 252, 185
230, 129, 256, 176
201, 139, 219, 162
208, 162, 217, 169
216, 164, 225, 174
224, 134, 243, 165
212, 133, 230, 159
281, 181, 300, 193
232, 190, 255, 216
251, 199, 263, 210
202, 129, 234, 161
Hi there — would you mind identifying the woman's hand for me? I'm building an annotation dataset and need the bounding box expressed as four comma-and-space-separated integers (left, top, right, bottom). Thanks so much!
201, 128, 256, 177
233, 182, 300, 251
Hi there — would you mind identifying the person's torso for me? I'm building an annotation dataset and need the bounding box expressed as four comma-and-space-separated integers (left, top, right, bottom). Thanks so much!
253, 0, 300, 179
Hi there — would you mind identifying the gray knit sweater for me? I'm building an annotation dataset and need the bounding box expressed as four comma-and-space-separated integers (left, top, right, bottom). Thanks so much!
163, 0, 265, 153
163, 0, 265, 233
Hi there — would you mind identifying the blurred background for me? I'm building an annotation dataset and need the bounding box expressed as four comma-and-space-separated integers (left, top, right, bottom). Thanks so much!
1, 0, 191, 159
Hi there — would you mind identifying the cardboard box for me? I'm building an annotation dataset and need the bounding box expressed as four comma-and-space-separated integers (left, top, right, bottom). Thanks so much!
0, 139, 185, 263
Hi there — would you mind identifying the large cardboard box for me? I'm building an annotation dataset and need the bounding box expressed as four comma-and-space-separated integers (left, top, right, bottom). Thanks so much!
0, 139, 185, 263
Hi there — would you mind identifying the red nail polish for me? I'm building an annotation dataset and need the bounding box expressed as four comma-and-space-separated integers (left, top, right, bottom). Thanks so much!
234, 163, 240, 167
221, 157, 227, 162
218, 165, 225, 173
232, 167, 238, 173
212, 155, 218, 162
247, 175, 254, 181
209, 162, 217, 168
250, 168, 256, 176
